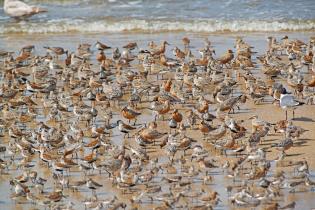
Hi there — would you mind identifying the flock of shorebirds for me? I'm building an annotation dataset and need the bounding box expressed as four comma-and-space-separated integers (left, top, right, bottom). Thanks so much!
0, 34, 315, 210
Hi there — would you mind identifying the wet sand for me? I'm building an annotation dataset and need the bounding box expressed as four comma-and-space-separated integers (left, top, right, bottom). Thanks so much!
0, 31, 315, 209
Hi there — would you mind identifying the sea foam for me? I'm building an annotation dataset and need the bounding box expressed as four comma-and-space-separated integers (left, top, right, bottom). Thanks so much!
1, 19, 314, 34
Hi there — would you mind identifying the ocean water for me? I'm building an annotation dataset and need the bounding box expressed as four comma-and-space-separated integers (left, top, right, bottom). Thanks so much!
0, 0, 315, 34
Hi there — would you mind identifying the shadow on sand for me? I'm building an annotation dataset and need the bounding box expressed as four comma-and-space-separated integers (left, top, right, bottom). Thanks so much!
292, 117, 314, 122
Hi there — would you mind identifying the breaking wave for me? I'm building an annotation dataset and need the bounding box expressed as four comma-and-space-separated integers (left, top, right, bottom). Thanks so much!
1, 18, 315, 34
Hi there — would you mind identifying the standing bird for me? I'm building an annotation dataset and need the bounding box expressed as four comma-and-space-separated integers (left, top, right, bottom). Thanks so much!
123, 42, 138, 51
116, 120, 136, 138
273, 138, 293, 155
43, 46, 68, 58
218, 49, 234, 68
86, 178, 103, 196
182, 37, 190, 49
4, 0, 47, 18
280, 88, 304, 120
172, 109, 183, 123
112, 48, 121, 61
121, 106, 141, 125
95, 41, 111, 51
199, 121, 215, 139
96, 50, 106, 63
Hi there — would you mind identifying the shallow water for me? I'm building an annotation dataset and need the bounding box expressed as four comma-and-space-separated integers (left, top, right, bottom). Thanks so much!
0, 31, 315, 209
0, 0, 315, 33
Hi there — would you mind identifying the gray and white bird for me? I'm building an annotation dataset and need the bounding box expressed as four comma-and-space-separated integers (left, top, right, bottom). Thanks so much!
116, 120, 136, 138
280, 88, 303, 120
86, 178, 103, 196
4, 0, 47, 18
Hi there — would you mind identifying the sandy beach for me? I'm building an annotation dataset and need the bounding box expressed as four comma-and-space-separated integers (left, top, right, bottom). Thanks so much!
0, 30, 314, 210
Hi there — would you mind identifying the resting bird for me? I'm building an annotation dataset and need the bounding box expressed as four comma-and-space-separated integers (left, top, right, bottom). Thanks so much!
4, 0, 47, 18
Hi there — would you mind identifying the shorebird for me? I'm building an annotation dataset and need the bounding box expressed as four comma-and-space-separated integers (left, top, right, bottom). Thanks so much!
270, 83, 284, 103
197, 157, 218, 171
46, 189, 63, 202
279, 88, 304, 120
172, 109, 183, 123
218, 49, 234, 68
39, 146, 55, 166
89, 77, 102, 90
10, 179, 30, 195
200, 190, 221, 205
173, 47, 186, 61
218, 94, 246, 114
168, 118, 177, 133
207, 124, 227, 140
25, 80, 44, 93
43, 46, 68, 57
182, 37, 190, 49
96, 50, 106, 63
116, 120, 136, 138
86, 178, 103, 196
150, 98, 171, 121
212, 138, 237, 153
224, 116, 243, 132
151, 41, 170, 57
139, 126, 167, 143
249, 115, 271, 133
248, 126, 270, 145
112, 47, 121, 61
95, 41, 111, 51
4, 0, 47, 18
14, 171, 29, 183
199, 121, 215, 139
284, 121, 307, 139
273, 138, 293, 155
295, 160, 309, 175
123, 42, 138, 50
121, 106, 141, 125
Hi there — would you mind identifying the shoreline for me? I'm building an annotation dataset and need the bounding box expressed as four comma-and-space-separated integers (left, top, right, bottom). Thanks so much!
1, 29, 315, 36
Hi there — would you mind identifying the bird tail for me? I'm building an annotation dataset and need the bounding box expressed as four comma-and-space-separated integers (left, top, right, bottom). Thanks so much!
298, 101, 305, 106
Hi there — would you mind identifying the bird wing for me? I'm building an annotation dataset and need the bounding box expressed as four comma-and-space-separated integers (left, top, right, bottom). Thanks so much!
91, 179, 103, 187
4, 0, 33, 17
123, 122, 136, 130
219, 54, 228, 62
280, 95, 299, 107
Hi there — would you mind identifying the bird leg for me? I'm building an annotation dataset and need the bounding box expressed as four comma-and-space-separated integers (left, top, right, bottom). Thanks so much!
292, 110, 295, 119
